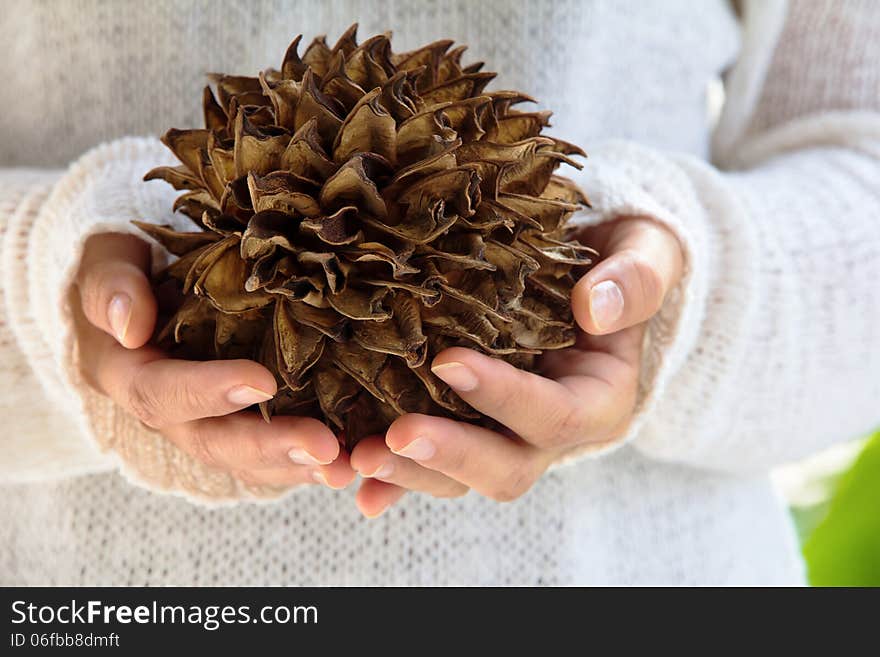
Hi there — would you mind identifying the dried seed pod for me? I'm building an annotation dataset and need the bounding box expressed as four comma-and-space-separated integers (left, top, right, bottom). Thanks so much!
139, 24, 596, 449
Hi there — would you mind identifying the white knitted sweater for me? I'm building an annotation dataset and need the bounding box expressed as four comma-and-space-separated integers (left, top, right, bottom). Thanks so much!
2, 0, 879, 585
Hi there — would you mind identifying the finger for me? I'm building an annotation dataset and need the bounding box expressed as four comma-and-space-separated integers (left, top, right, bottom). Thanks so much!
232, 465, 319, 488
165, 412, 340, 472
76, 233, 157, 349
95, 347, 279, 427
385, 414, 547, 502
312, 449, 357, 490
355, 479, 407, 519
75, 297, 282, 427
351, 436, 469, 498
430, 346, 637, 449
233, 457, 356, 489
572, 217, 683, 335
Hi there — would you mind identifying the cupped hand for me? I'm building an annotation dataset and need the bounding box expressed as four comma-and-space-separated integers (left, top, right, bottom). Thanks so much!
350, 217, 684, 517
73, 233, 355, 490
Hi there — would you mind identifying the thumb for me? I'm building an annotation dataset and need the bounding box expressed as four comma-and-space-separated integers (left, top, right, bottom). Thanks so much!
572, 217, 684, 335
76, 232, 157, 349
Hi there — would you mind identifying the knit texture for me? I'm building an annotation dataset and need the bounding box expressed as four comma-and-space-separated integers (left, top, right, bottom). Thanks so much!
1, 0, 879, 584
0, 170, 111, 482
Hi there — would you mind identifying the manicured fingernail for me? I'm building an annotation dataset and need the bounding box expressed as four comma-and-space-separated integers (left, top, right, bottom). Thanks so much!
589, 280, 624, 330
392, 436, 436, 461
227, 385, 274, 406
365, 463, 394, 479
288, 447, 329, 466
430, 362, 478, 391
107, 293, 132, 343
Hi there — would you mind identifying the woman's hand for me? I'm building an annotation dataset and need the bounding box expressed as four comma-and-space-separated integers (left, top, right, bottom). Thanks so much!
350, 217, 684, 517
72, 233, 355, 490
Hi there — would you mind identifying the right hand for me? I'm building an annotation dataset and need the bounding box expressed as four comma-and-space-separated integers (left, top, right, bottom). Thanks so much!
72, 232, 355, 490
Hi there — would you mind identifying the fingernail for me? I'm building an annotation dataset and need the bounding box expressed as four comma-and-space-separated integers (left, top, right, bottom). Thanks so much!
107, 293, 132, 343
365, 462, 394, 479
392, 436, 436, 461
312, 470, 346, 490
287, 447, 329, 466
589, 280, 624, 330
430, 362, 478, 392
227, 385, 274, 406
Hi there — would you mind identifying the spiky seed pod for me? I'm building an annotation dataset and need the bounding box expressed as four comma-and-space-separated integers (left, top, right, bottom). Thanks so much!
137, 25, 596, 448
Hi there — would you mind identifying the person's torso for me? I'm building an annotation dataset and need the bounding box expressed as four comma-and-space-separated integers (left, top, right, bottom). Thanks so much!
0, 447, 804, 585
0, 0, 739, 166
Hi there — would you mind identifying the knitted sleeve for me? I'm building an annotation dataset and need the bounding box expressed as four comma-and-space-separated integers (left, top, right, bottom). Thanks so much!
1, 138, 296, 502
565, 0, 880, 472
0, 169, 116, 482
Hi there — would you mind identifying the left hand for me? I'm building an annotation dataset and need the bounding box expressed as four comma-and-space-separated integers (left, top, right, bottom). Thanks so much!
349, 217, 685, 517
73, 233, 355, 492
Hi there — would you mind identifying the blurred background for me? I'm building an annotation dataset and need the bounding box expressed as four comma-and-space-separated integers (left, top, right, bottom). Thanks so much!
773, 430, 880, 586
